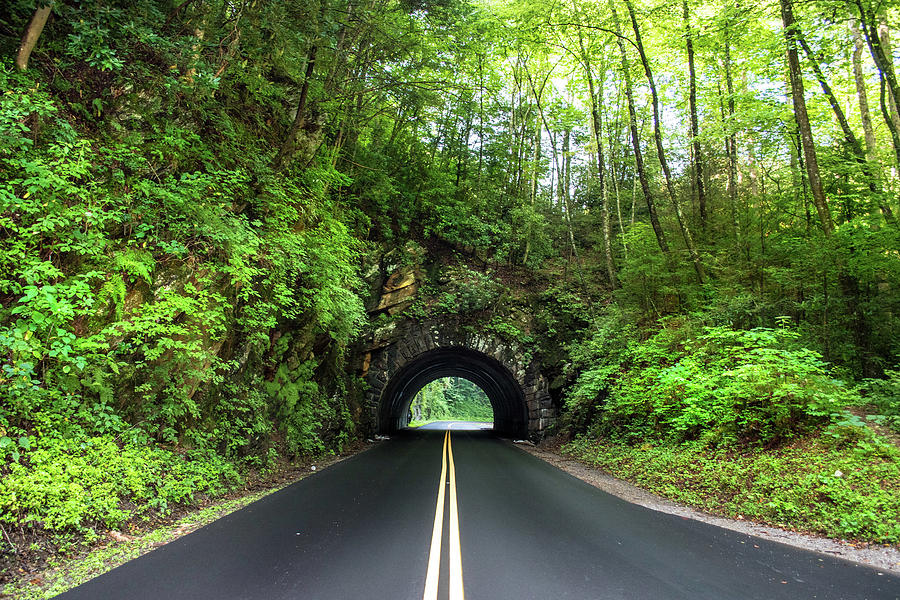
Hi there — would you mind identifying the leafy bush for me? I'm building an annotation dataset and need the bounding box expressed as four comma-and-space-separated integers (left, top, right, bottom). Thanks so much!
569, 320, 852, 446
859, 369, 900, 433
0, 436, 240, 532
432, 266, 501, 315
561, 309, 637, 434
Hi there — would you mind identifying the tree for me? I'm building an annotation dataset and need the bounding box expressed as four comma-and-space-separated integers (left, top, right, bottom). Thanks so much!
573, 0, 616, 286
683, 0, 707, 233
608, 0, 669, 256
780, 0, 834, 236
625, 0, 705, 282
15, 3, 52, 71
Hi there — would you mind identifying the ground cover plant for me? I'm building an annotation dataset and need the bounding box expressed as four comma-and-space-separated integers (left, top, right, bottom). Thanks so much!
564, 434, 900, 544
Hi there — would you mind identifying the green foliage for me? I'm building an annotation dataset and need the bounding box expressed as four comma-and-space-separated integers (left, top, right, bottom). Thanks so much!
568, 318, 853, 446
264, 360, 355, 456
0, 1, 368, 547
409, 377, 493, 423
565, 433, 900, 544
0, 435, 240, 533
859, 369, 900, 433
427, 266, 502, 316
561, 309, 637, 434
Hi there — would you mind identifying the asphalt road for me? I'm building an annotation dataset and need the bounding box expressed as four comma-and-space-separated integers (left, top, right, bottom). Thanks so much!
57, 427, 900, 600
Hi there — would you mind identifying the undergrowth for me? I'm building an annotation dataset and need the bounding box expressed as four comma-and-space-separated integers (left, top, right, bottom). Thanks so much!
564, 433, 900, 545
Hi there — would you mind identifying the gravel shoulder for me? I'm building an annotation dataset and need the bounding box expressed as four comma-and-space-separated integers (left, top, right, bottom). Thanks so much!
515, 441, 900, 575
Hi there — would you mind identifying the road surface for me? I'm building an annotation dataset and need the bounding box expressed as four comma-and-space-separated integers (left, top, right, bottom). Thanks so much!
57, 427, 900, 599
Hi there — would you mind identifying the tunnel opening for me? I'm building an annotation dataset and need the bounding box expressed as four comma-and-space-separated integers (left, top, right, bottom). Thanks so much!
407, 377, 493, 426
377, 347, 528, 438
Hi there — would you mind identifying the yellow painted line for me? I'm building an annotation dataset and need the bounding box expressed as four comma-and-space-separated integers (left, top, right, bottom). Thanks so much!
423, 430, 449, 600
447, 428, 465, 600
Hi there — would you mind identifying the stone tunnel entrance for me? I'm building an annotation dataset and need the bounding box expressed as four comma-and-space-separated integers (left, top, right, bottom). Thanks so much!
360, 318, 556, 439
378, 347, 527, 437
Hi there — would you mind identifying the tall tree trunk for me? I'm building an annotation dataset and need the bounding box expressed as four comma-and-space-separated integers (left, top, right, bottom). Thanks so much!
797, 39, 863, 162
878, 14, 900, 136
855, 0, 900, 171
605, 75, 629, 256
780, 0, 834, 236
626, 0, 705, 283
478, 53, 485, 193
722, 9, 740, 246
526, 65, 583, 278
798, 36, 894, 224
574, 1, 616, 286
608, 0, 669, 255
15, 3, 52, 71
455, 110, 473, 192
530, 119, 541, 206
561, 128, 571, 212
851, 19, 878, 160
683, 0, 707, 233
877, 72, 900, 173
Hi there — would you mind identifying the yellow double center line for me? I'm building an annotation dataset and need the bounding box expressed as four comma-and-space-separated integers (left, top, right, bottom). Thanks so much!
423, 428, 465, 600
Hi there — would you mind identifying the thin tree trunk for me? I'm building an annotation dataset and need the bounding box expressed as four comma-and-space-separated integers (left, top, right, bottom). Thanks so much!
631, 175, 638, 228
507, 84, 517, 194
723, 11, 740, 246
855, 0, 900, 171
877, 73, 900, 170
526, 65, 583, 279
564, 128, 572, 211
878, 14, 900, 136
798, 36, 894, 224
798, 39, 864, 161
478, 53, 485, 192
574, 1, 616, 286
609, 0, 669, 255
683, 0, 707, 233
780, 0, 834, 236
626, 0, 705, 282
15, 3, 52, 71
456, 110, 472, 191
530, 119, 541, 206
851, 19, 877, 160
605, 74, 629, 256
272, 44, 318, 172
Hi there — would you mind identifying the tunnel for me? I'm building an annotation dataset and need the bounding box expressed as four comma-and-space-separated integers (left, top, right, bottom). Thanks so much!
377, 347, 529, 438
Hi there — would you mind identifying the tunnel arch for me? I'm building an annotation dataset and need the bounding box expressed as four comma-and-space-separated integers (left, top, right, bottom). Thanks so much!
378, 347, 528, 437
360, 318, 555, 439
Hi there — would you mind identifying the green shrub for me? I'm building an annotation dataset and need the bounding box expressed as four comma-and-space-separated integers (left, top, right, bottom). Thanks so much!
859, 369, 900, 433
564, 433, 900, 544
0, 436, 241, 532
572, 322, 854, 446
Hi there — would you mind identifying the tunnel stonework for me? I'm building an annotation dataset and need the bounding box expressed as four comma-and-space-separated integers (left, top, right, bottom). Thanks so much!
360, 318, 555, 439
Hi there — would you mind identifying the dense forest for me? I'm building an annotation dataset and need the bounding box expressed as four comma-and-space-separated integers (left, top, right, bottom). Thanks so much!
2, 0, 900, 583
409, 377, 493, 423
